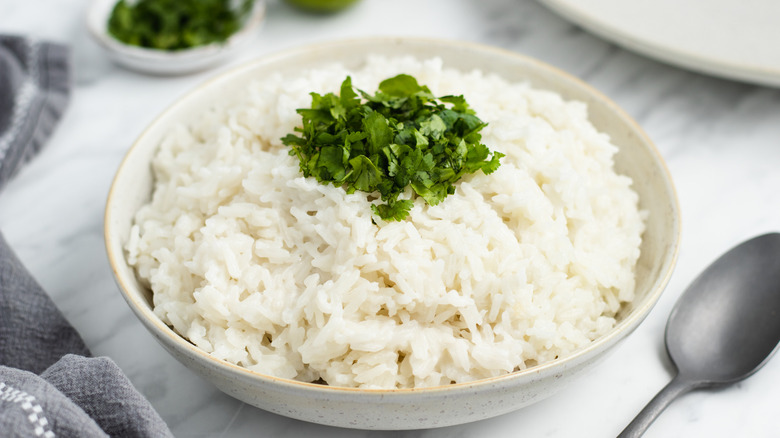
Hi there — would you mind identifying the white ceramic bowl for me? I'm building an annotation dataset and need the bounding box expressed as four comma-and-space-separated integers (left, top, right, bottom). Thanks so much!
104, 37, 680, 429
86, 0, 266, 75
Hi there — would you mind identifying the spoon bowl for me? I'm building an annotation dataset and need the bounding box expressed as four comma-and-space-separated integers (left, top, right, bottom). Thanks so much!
620, 232, 780, 437
667, 233, 780, 383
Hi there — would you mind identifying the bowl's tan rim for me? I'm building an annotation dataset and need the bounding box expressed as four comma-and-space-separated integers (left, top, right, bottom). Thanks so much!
86, 0, 266, 61
104, 36, 681, 396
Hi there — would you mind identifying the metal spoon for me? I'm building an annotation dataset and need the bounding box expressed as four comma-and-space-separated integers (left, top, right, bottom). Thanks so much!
619, 232, 780, 437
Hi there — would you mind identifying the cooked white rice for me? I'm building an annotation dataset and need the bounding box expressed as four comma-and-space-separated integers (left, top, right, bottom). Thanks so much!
126, 56, 644, 389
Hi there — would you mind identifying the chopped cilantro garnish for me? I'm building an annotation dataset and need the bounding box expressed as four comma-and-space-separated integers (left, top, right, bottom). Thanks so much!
282, 74, 504, 222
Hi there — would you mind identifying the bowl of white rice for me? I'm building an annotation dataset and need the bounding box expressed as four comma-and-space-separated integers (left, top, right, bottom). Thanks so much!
105, 37, 680, 429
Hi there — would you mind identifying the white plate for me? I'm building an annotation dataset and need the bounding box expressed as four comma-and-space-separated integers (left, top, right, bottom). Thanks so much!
538, 0, 780, 87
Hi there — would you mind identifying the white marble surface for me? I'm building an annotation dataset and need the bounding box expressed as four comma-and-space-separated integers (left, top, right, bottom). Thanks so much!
1, 0, 779, 436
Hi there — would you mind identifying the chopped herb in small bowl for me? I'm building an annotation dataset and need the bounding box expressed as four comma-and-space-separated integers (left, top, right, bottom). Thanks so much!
86, 0, 265, 75
282, 74, 504, 222
107, 0, 254, 51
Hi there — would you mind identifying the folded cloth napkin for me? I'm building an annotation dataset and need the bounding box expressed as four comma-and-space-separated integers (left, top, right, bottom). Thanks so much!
0, 35, 173, 437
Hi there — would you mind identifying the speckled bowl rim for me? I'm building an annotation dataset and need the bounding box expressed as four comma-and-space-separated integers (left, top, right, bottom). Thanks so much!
105, 36, 681, 397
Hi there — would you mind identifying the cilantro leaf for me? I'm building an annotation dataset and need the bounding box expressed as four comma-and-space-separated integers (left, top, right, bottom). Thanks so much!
419, 114, 447, 140
362, 111, 393, 155
439, 95, 472, 113
378, 74, 424, 97
372, 199, 414, 221
347, 155, 382, 192
316, 146, 349, 182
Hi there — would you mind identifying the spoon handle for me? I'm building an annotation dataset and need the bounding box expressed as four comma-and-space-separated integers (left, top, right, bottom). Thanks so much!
617, 374, 696, 438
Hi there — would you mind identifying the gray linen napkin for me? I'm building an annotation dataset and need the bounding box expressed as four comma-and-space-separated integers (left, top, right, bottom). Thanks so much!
0, 35, 173, 437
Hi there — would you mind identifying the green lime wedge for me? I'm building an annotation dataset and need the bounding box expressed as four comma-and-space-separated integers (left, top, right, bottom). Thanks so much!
284, 0, 361, 13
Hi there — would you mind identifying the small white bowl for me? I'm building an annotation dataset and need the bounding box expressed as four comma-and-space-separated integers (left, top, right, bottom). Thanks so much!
86, 0, 265, 75
104, 37, 681, 429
